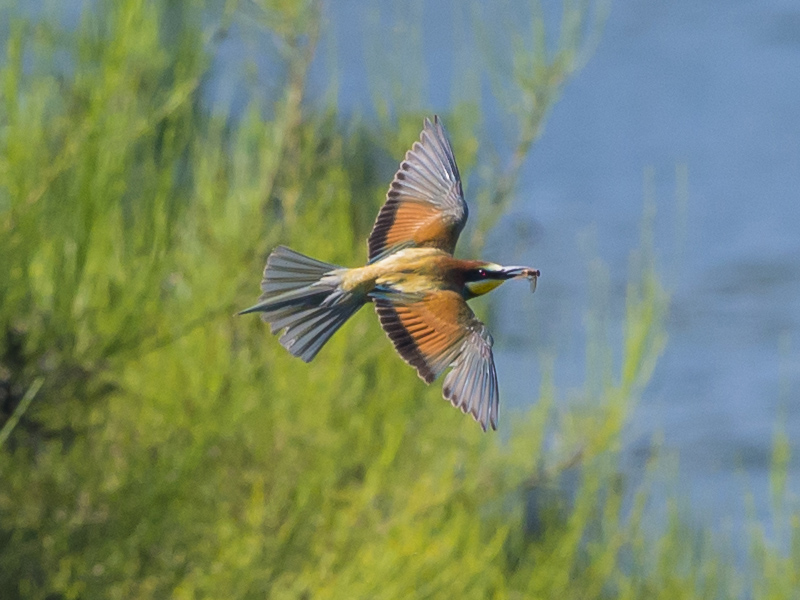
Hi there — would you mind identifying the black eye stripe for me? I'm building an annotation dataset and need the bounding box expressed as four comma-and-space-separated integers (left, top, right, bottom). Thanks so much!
467, 268, 492, 282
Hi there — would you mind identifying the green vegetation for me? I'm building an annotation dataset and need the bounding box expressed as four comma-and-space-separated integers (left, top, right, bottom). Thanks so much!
0, 1, 797, 598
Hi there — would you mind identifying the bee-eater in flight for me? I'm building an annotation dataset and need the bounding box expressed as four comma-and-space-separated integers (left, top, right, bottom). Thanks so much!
241, 116, 539, 431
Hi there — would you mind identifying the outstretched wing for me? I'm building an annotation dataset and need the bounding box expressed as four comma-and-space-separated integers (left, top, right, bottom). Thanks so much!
373, 290, 499, 431
368, 116, 468, 262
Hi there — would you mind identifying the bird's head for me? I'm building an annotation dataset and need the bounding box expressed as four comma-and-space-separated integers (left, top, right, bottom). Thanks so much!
463, 263, 541, 298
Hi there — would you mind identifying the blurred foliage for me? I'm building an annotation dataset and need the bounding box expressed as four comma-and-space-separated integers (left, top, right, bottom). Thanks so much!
0, 0, 797, 598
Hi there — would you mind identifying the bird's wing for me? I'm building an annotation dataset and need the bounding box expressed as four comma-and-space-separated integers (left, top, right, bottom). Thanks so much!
373, 290, 499, 431
367, 116, 468, 262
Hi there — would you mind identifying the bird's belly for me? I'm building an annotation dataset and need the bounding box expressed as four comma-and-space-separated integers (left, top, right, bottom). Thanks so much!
339, 248, 458, 297
375, 271, 440, 295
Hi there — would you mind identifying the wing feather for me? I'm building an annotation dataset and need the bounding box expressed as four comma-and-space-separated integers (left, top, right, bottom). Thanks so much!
443, 325, 498, 431
368, 116, 468, 261
373, 290, 500, 431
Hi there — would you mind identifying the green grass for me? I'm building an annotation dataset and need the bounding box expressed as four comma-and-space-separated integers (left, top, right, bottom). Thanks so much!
0, 1, 797, 598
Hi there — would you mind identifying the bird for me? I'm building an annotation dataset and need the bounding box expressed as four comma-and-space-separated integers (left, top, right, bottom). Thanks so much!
240, 116, 540, 431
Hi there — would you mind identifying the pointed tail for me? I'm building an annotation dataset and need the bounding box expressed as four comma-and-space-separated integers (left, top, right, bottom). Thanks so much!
239, 246, 364, 362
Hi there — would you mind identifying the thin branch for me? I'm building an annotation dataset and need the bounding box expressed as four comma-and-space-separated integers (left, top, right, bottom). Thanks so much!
0, 377, 45, 447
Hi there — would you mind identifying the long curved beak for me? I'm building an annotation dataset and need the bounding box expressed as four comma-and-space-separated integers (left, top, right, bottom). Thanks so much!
501, 266, 541, 293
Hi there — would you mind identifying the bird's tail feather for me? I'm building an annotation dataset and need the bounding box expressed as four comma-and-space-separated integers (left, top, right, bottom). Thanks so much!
239, 246, 364, 362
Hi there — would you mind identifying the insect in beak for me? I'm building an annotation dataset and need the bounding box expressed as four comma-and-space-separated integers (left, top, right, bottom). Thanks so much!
501, 266, 541, 293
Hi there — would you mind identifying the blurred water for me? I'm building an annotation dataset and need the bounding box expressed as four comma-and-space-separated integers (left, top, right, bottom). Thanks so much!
290, 0, 800, 542
495, 0, 800, 542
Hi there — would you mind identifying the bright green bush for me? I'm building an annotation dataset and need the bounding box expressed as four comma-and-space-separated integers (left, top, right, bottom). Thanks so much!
0, 1, 796, 599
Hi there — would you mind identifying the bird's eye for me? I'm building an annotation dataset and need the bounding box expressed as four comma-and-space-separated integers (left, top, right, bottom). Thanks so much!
477, 269, 488, 278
